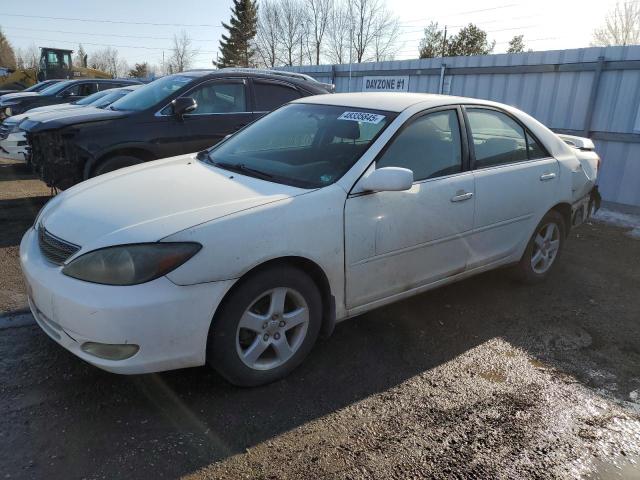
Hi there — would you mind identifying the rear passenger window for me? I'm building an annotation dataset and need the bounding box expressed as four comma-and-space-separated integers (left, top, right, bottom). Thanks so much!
254, 82, 301, 111
467, 109, 528, 167
376, 109, 462, 181
63, 83, 97, 97
98, 83, 113, 91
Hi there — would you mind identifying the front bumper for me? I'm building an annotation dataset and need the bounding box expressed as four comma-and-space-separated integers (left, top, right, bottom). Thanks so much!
0, 131, 28, 161
20, 227, 234, 374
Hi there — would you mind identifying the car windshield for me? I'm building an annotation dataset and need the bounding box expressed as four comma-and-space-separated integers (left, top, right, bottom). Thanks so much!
25, 81, 57, 92
205, 103, 396, 188
73, 90, 111, 105
92, 90, 130, 108
109, 75, 193, 112
39, 80, 74, 96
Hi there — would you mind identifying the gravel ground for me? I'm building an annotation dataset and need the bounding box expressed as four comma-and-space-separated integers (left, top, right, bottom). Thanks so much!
1, 159, 639, 479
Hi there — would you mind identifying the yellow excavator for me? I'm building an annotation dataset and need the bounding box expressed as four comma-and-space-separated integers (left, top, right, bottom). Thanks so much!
0, 47, 110, 92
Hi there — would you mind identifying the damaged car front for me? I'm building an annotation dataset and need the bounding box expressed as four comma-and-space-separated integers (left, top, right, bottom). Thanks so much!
22, 108, 127, 189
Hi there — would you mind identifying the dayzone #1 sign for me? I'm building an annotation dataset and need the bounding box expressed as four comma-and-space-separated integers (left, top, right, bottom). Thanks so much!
362, 76, 409, 92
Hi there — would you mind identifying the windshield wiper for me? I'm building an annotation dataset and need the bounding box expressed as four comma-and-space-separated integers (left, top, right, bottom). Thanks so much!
211, 160, 273, 180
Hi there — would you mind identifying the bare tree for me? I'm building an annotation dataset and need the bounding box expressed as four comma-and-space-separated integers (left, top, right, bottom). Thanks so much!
256, 0, 282, 67
371, 6, 399, 61
306, 0, 332, 65
116, 58, 130, 77
349, 0, 398, 63
592, 1, 640, 46
325, 2, 351, 64
74, 44, 88, 67
277, 0, 306, 66
168, 30, 198, 72
88, 47, 119, 76
15, 45, 39, 70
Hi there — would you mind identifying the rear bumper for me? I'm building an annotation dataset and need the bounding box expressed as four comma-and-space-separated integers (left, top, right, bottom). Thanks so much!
571, 185, 601, 227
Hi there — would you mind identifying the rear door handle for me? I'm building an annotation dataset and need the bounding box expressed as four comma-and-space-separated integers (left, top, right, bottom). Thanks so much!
540, 172, 556, 181
451, 192, 474, 202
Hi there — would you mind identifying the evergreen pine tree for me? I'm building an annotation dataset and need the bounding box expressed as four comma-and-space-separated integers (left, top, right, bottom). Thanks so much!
216, 0, 258, 68
0, 27, 17, 69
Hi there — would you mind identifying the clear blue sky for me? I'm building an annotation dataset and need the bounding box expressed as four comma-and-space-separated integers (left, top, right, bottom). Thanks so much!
1, 0, 234, 69
0, 0, 619, 68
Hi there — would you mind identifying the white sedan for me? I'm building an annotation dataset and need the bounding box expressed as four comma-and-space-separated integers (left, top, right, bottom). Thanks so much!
20, 93, 599, 386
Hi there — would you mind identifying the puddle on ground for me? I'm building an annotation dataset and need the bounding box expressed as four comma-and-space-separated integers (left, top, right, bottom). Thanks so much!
584, 455, 640, 479
529, 358, 547, 369
479, 370, 507, 383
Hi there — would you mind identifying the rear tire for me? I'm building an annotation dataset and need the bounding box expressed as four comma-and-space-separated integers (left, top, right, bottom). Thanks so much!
514, 210, 566, 284
207, 265, 322, 387
92, 155, 144, 177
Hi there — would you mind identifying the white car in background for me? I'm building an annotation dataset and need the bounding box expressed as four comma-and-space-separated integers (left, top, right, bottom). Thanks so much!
20, 93, 599, 386
0, 86, 141, 162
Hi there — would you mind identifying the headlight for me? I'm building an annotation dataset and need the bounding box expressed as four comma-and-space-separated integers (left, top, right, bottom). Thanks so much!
4, 107, 12, 117
62, 243, 201, 285
5, 120, 21, 133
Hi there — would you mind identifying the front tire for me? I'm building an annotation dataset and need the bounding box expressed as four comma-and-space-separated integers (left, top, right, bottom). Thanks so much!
208, 265, 322, 387
92, 155, 144, 177
515, 210, 566, 284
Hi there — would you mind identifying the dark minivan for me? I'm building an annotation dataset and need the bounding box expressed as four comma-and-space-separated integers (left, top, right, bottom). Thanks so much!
0, 78, 141, 119
24, 69, 333, 189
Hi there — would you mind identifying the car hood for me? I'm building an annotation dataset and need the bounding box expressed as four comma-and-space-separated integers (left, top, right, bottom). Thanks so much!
4, 105, 83, 126
0, 91, 40, 103
21, 106, 127, 133
40, 154, 309, 253
27, 103, 83, 115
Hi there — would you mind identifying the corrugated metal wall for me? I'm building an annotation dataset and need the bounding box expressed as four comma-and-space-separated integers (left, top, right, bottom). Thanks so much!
283, 46, 640, 207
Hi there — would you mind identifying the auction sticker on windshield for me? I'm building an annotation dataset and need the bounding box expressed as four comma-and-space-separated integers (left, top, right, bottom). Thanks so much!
338, 111, 386, 124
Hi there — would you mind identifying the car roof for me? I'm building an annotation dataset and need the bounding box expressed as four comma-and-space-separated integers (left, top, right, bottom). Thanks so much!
175, 69, 332, 91
60, 78, 139, 84
293, 92, 500, 112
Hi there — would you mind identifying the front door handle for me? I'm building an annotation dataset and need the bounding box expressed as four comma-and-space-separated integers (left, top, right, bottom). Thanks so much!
540, 172, 557, 181
451, 191, 474, 202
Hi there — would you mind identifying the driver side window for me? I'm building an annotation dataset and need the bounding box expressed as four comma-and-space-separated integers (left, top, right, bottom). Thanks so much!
185, 82, 247, 114
376, 109, 463, 181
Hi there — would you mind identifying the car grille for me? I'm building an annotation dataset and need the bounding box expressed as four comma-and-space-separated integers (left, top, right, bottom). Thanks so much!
38, 225, 80, 265
0, 123, 9, 140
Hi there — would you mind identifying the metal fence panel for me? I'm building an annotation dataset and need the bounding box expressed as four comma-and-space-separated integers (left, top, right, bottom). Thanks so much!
283, 46, 640, 206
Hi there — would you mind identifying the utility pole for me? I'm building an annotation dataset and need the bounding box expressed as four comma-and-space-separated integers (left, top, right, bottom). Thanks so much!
441, 26, 448, 58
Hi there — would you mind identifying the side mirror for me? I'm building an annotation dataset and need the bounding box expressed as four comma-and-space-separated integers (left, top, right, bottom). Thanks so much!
172, 97, 197, 118
360, 167, 413, 192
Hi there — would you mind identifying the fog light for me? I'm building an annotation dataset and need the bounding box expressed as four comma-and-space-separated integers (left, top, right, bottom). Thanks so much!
81, 342, 139, 360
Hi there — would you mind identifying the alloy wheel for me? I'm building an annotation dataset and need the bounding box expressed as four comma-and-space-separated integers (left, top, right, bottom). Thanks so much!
235, 287, 309, 370
531, 222, 560, 274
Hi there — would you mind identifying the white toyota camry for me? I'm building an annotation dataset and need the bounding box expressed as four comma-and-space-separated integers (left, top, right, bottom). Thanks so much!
20, 92, 599, 386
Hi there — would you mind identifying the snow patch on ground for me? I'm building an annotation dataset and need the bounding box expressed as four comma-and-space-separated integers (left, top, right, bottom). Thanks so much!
593, 208, 640, 239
